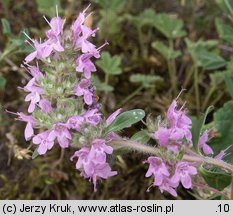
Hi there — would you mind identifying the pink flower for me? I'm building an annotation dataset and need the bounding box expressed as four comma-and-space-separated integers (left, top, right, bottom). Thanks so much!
154, 98, 192, 152
49, 123, 72, 148
27, 65, 42, 80
75, 53, 97, 79
215, 145, 232, 160
83, 109, 102, 126
198, 131, 214, 155
71, 147, 91, 169
144, 156, 170, 185
17, 112, 36, 141
89, 139, 113, 163
171, 162, 197, 189
24, 40, 53, 63
86, 163, 117, 192
71, 138, 117, 191
32, 130, 55, 155
24, 78, 44, 113
157, 177, 178, 197
46, 17, 64, 38
71, 5, 98, 53
75, 79, 93, 105
25, 16, 64, 64
75, 25, 98, 53
66, 116, 84, 132
71, 11, 86, 44
106, 108, 122, 126
154, 127, 170, 147
154, 127, 187, 153
38, 99, 53, 113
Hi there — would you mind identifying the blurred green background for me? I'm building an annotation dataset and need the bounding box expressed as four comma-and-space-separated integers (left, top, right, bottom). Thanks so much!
1, 0, 233, 199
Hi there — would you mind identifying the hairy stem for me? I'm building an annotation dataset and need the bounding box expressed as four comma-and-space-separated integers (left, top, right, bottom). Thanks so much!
192, 182, 229, 200
110, 140, 233, 173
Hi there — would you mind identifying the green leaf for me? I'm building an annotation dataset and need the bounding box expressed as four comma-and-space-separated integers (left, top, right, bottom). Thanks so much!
152, 41, 181, 60
129, 74, 163, 88
153, 13, 186, 39
126, 9, 157, 28
210, 100, 233, 164
216, 18, 233, 44
191, 106, 214, 151
36, 0, 61, 17
99, 11, 122, 36
195, 48, 226, 70
106, 109, 145, 132
1, 18, 11, 35
32, 147, 39, 160
224, 74, 233, 99
210, 70, 233, 86
0, 76, 6, 91
95, 0, 127, 12
186, 38, 218, 51
91, 75, 114, 92
185, 39, 219, 64
96, 51, 122, 75
131, 130, 150, 144
216, 0, 233, 16
199, 166, 232, 190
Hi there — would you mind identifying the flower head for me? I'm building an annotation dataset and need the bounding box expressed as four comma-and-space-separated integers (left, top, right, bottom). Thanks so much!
75, 79, 94, 105
32, 130, 55, 155
154, 97, 192, 153
171, 162, 197, 189
198, 131, 214, 155
71, 138, 117, 191
17, 112, 36, 141
144, 156, 170, 185
49, 123, 72, 148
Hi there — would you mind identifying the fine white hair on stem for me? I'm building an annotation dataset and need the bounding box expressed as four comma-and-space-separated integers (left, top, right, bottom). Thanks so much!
43, 15, 51, 27
56, 4, 59, 17
25, 40, 34, 48
83, 3, 91, 13
176, 87, 186, 100
97, 40, 109, 51
23, 31, 34, 43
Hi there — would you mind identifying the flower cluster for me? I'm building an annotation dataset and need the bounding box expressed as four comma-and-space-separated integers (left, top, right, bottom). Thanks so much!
144, 157, 197, 197
71, 139, 117, 191
144, 97, 199, 196
154, 98, 192, 153
15, 6, 120, 190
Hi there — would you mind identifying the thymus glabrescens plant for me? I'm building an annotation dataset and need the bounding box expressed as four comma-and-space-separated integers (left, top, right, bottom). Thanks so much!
12, 5, 233, 198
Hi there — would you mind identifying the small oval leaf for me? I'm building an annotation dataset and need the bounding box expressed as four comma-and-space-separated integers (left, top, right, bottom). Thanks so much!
199, 166, 232, 191
106, 109, 145, 132
131, 130, 150, 144
32, 147, 39, 159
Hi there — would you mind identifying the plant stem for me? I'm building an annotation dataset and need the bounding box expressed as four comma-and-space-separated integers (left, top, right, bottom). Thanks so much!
194, 64, 200, 113
183, 65, 194, 88
193, 182, 229, 200
117, 85, 144, 107
51, 148, 65, 169
168, 39, 177, 94
110, 140, 233, 173
202, 86, 215, 111
104, 73, 109, 85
